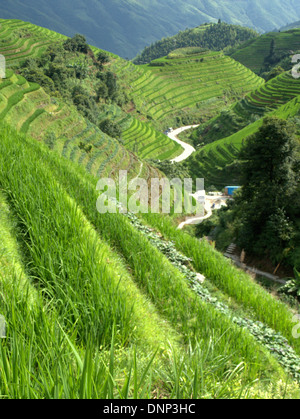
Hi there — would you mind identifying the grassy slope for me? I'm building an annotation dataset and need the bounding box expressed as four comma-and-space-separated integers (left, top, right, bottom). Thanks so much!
231, 29, 300, 74
0, 124, 184, 398
1, 123, 299, 398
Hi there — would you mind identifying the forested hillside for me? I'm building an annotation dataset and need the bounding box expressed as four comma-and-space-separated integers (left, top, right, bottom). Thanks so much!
134, 22, 259, 64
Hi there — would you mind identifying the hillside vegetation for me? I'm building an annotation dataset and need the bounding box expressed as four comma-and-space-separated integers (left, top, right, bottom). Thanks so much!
1, 18, 300, 399
1, 123, 300, 398
0, 19, 182, 163
126, 50, 264, 127
134, 22, 259, 64
188, 95, 300, 188
231, 29, 300, 74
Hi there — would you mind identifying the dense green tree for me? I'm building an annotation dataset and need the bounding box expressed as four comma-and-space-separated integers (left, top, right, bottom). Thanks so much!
99, 119, 122, 139
236, 117, 299, 261
21, 68, 55, 94
263, 66, 285, 81
63, 34, 90, 54
97, 51, 110, 65
96, 82, 109, 102
96, 72, 118, 101
71, 59, 89, 80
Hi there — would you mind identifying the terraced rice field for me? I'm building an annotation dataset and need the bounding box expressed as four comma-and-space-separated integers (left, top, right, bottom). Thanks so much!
0, 19, 182, 163
126, 51, 264, 122
0, 18, 67, 66
234, 72, 300, 118
94, 103, 183, 160
0, 70, 159, 182
122, 117, 183, 160
1, 123, 300, 398
192, 69, 300, 147
189, 95, 300, 187
231, 29, 300, 74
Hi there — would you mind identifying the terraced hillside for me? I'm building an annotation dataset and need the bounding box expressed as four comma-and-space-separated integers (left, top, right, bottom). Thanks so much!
0, 70, 163, 182
95, 102, 183, 161
230, 29, 300, 74
0, 18, 184, 162
126, 50, 264, 125
0, 18, 67, 65
235, 72, 300, 116
192, 70, 300, 146
122, 118, 182, 160
188, 95, 300, 188
1, 18, 300, 398
1, 123, 300, 398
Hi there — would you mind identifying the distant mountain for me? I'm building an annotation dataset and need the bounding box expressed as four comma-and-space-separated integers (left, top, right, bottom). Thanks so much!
2, 0, 300, 58
280, 20, 300, 31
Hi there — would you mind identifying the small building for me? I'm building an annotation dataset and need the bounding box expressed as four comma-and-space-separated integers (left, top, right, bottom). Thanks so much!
224, 186, 240, 197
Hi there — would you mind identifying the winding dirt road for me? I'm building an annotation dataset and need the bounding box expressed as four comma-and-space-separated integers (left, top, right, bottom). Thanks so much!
166, 125, 229, 229
168, 125, 199, 163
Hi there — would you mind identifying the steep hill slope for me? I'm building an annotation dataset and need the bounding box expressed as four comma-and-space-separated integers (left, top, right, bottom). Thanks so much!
280, 20, 300, 31
0, 18, 183, 163
2, 0, 300, 58
124, 49, 264, 126
191, 70, 300, 146
1, 122, 300, 398
230, 29, 300, 74
188, 79, 300, 188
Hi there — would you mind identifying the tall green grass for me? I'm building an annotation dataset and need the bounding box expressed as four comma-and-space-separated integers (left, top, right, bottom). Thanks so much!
0, 125, 178, 353
6, 125, 294, 387
2, 192, 244, 399
0, 124, 299, 397
142, 213, 300, 356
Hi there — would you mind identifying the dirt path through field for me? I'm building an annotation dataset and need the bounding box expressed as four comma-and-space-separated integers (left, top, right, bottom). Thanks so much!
168, 125, 199, 163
